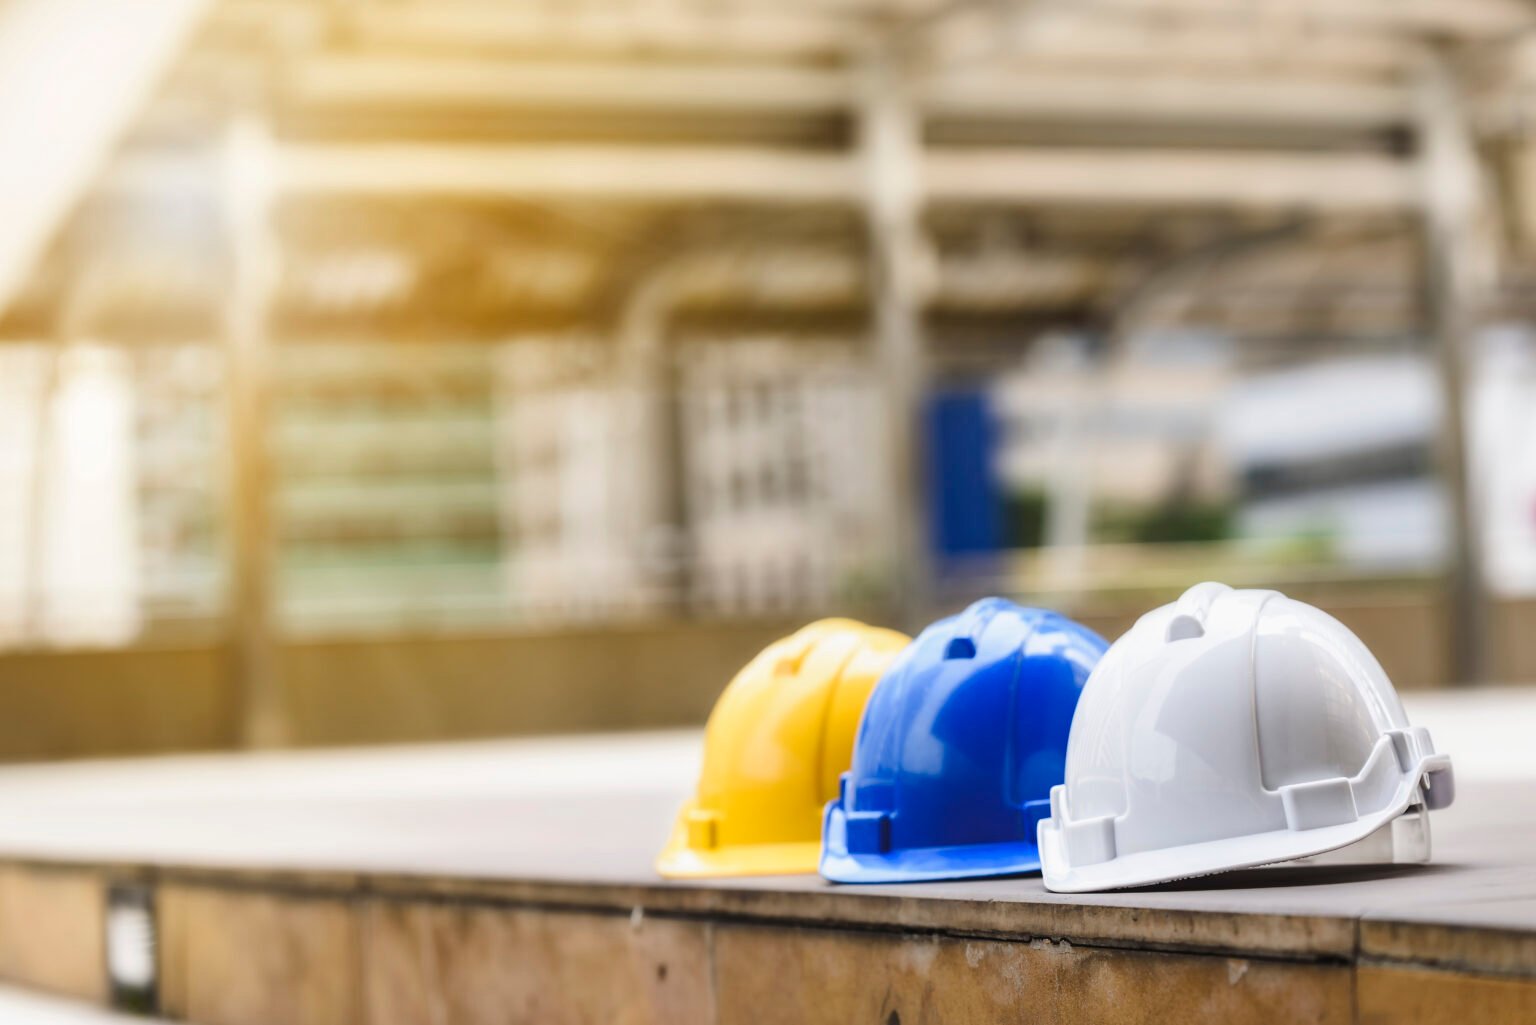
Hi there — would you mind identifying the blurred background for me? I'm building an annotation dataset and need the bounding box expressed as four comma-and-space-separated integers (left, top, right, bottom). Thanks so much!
1, 0, 1534, 759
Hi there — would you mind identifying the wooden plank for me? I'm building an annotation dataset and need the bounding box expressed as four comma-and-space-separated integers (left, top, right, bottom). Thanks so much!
0, 865, 106, 1003
13, 862, 1536, 1025
361, 899, 713, 1025
15, 859, 1536, 1025
713, 922, 1354, 1025
1356, 964, 1536, 1024
158, 883, 362, 1025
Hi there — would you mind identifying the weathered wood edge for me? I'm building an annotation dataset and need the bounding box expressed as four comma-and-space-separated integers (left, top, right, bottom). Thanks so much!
4, 854, 1529, 980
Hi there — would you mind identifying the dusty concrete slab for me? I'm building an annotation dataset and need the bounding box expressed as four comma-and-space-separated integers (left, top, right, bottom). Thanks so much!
0, 688, 1529, 1022
0, 985, 170, 1024
0, 765, 1510, 968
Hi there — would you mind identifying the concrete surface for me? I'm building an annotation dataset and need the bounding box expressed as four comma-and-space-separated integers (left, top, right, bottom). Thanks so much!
0, 685, 1521, 877
0, 986, 166, 1024
0, 686, 1528, 1024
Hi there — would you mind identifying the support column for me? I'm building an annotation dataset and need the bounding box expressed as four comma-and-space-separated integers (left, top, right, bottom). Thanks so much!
617, 267, 688, 614
1417, 56, 1491, 686
221, 119, 283, 746
1041, 333, 1097, 597
858, 42, 932, 630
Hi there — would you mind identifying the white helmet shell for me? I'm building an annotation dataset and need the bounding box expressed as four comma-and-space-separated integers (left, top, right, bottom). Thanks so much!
1039, 582, 1454, 893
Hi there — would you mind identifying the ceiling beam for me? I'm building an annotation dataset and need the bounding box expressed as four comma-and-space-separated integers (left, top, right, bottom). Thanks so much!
925, 147, 1417, 210
1081, 0, 1534, 37
290, 58, 851, 117
928, 13, 1423, 79
337, 4, 865, 61
289, 55, 1412, 130
929, 70, 1409, 127
315, 0, 1533, 72
255, 143, 1416, 212
279, 145, 861, 205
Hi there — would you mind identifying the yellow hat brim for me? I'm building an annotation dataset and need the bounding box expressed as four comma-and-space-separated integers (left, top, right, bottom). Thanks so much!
655, 839, 822, 879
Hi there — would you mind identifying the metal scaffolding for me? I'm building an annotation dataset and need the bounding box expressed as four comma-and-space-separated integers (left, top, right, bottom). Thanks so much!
2, 0, 1534, 720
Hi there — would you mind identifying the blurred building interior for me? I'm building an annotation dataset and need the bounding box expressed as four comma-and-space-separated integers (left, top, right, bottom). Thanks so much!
2, 0, 1536, 757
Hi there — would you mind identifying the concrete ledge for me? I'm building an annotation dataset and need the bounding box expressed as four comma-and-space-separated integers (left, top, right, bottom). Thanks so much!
0, 860, 1529, 1025
0, 985, 169, 1024
0, 717, 1529, 1023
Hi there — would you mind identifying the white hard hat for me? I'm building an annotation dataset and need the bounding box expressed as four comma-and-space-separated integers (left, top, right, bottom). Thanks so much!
1039, 582, 1454, 892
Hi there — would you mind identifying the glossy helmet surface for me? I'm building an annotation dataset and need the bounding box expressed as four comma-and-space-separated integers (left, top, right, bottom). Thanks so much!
820, 598, 1106, 883
657, 618, 910, 878
1039, 582, 1455, 893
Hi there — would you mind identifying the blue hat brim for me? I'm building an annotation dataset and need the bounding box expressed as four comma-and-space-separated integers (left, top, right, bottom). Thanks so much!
819, 801, 1042, 884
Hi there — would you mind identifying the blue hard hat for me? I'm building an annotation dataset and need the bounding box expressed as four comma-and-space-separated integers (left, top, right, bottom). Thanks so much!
820, 597, 1106, 883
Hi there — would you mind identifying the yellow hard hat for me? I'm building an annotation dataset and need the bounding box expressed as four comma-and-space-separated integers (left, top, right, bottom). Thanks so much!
656, 618, 910, 878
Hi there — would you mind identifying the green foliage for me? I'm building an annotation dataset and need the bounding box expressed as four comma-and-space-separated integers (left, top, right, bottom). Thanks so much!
1001, 488, 1233, 548
1097, 499, 1233, 546
1001, 487, 1050, 549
